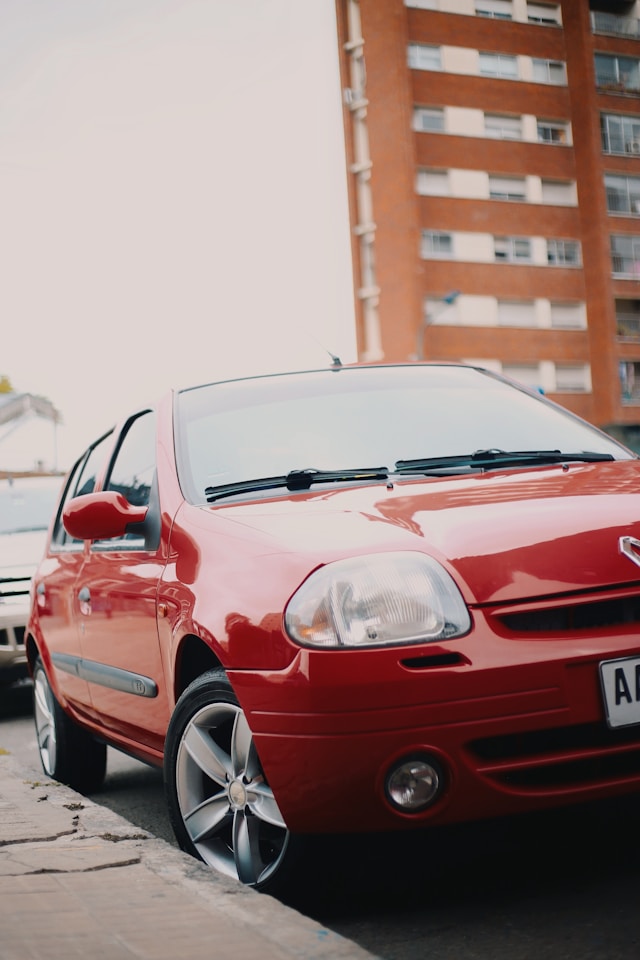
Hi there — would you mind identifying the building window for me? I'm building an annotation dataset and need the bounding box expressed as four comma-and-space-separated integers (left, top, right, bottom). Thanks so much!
541, 180, 576, 205
497, 301, 536, 326
502, 364, 541, 389
555, 366, 590, 392
421, 231, 453, 258
537, 119, 570, 144
416, 169, 449, 196
550, 302, 586, 329
476, 0, 512, 19
620, 361, 640, 403
489, 176, 526, 200
413, 107, 445, 132
601, 113, 640, 154
408, 44, 441, 71
595, 54, 640, 93
494, 236, 532, 262
528, 3, 561, 26
485, 114, 522, 139
616, 299, 640, 339
479, 53, 518, 79
591, 12, 640, 39
611, 235, 640, 276
606, 174, 640, 214
547, 239, 581, 266
532, 59, 566, 84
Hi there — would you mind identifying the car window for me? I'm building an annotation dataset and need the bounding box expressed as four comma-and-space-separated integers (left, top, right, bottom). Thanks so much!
175, 365, 632, 502
75, 433, 114, 498
50, 431, 114, 549
105, 412, 155, 507
93, 411, 157, 549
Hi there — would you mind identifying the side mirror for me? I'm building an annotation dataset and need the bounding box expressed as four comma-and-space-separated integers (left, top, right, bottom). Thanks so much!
62, 491, 148, 541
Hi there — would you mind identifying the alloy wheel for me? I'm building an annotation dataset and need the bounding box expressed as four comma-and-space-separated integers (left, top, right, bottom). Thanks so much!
175, 700, 289, 886
33, 664, 57, 776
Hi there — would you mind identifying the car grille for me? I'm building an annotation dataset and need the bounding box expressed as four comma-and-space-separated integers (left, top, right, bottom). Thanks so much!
496, 593, 640, 634
0, 626, 25, 649
467, 722, 640, 792
0, 575, 30, 601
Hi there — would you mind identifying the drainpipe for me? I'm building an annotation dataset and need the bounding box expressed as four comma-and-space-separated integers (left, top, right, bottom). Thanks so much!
344, 0, 383, 361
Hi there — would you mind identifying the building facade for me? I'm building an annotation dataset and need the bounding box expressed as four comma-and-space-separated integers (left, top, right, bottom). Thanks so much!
335, 0, 640, 444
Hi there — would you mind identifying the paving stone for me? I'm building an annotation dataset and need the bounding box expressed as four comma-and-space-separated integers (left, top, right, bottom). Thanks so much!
0, 754, 379, 960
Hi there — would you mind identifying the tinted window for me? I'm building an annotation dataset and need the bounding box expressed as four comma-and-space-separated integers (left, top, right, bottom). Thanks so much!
105, 412, 156, 508
74, 433, 114, 498
51, 432, 114, 547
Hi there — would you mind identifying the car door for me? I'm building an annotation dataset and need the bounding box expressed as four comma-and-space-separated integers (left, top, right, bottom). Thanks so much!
74, 411, 171, 753
34, 432, 114, 717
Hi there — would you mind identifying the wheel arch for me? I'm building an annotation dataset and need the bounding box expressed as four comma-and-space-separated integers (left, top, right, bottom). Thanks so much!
26, 632, 44, 676
174, 633, 224, 702
25, 634, 37, 673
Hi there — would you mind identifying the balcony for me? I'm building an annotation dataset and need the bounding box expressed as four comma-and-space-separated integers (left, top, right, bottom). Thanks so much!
616, 312, 640, 339
595, 54, 640, 95
592, 12, 640, 39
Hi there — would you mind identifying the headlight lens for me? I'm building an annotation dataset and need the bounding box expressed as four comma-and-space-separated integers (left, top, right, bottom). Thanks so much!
284, 551, 470, 648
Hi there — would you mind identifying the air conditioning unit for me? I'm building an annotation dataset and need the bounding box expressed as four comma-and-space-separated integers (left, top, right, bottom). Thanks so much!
626, 140, 640, 154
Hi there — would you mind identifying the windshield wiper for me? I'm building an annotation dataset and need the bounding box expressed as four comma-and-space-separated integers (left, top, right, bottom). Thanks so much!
205, 467, 389, 502
394, 449, 615, 474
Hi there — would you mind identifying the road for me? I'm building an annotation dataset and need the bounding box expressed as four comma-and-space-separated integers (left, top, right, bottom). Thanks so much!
3, 680, 640, 960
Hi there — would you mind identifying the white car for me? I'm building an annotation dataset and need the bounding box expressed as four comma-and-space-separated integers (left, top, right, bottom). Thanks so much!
0, 475, 62, 683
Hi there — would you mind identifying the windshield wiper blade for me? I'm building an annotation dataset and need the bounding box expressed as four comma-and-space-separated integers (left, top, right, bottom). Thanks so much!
394, 449, 615, 474
205, 466, 389, 502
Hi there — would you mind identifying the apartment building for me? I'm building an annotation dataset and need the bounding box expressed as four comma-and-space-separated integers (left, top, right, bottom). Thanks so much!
335, 0, 640, 445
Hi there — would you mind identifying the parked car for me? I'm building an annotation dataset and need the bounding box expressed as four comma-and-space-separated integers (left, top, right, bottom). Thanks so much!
0, 475, 62, 684
26, 362, 640, 892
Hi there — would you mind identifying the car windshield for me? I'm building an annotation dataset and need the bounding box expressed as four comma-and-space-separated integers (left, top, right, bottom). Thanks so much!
175, 365, 633, 503
0, 477, 62, 535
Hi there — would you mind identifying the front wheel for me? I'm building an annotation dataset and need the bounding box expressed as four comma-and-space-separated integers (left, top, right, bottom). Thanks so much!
33, 656, 107, 794
164, 669, 296, 892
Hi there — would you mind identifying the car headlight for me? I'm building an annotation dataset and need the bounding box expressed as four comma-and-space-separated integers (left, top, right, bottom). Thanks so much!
284, 551, 470, 648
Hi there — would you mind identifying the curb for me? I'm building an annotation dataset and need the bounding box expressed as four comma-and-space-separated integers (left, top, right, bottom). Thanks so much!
0, 752, 380, 960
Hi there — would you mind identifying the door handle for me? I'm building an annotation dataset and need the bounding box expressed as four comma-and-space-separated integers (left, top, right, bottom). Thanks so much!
78, 586, 91, 614
36, 581, 46, 608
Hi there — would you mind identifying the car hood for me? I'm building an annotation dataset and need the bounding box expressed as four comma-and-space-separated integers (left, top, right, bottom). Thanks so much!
213, 460, 640, 605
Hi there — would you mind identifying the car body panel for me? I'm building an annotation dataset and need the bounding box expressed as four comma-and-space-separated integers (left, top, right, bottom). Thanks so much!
72, 548, 171, 749
32, 551, 94, 712
204, 461, 640, 605
26, 363, 640, 839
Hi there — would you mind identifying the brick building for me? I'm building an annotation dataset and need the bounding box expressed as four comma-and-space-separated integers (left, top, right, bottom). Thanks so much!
335, 0, 640, 445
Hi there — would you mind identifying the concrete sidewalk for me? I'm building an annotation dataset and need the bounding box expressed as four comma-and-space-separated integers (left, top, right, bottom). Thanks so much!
0, 753, 378, 960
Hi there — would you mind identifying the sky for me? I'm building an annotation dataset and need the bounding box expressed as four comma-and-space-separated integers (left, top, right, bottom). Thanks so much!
0, 0, 356, 471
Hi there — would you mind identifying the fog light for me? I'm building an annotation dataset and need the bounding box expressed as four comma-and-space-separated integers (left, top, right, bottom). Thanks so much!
385, 757, 442, 812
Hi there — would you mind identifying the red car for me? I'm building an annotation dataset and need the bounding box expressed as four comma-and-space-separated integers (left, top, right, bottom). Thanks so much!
26, 363, 640, 891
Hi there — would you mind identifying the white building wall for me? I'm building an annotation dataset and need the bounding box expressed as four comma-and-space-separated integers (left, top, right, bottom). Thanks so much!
442, 46, 478, 75
447, 107, 484, 136
456, 232, 495, 261
450, 169, 488, 198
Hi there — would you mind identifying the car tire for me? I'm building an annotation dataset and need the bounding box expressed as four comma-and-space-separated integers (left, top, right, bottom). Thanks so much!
33, 656, 107, 794
164, 668, 297, 893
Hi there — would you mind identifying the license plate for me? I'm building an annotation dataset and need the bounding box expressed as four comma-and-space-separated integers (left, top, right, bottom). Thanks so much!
600, 656, 640, 728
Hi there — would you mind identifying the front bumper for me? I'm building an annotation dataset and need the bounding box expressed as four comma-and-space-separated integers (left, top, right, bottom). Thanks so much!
0, 598, 29, 678
228, 612, 640, 834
